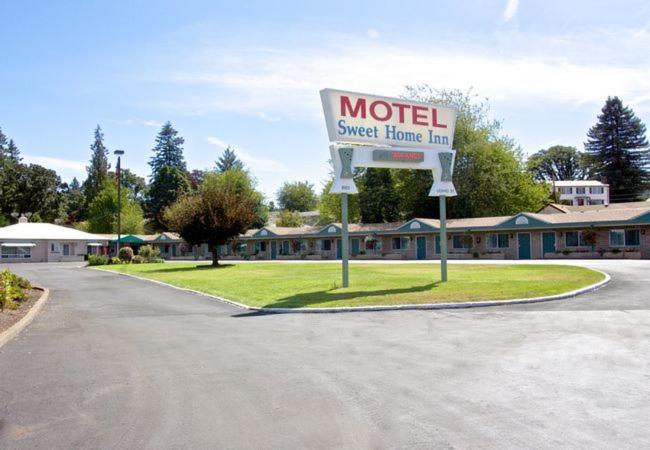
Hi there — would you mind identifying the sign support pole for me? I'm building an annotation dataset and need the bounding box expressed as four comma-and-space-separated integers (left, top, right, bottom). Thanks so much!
341, 193, 349, 288
439, 195, 448, 282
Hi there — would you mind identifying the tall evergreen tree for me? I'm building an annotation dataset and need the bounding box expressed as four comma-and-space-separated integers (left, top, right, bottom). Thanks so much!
0, 126, 7, 155
357, 168, 399, 223
83, 125, 110, 212
147, 166, 190, 230
584, 96, 649, 202
149, 121, 187, 176
215, 146, 244, 172
6, 139, 21, 162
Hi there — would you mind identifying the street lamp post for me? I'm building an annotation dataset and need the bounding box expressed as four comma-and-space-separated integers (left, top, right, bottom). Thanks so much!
114, 150, 125, 255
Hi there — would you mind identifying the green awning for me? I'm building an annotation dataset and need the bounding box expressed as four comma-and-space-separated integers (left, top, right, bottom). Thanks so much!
111, 235, 145, 244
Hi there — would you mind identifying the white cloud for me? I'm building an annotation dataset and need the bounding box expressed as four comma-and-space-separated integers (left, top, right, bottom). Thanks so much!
206, 137, 287, 172
118, 118, 163, 127
22, 155, 87, 182
257, 112, 281, 122
503, 0, 519, 22
367, 29, 380, 39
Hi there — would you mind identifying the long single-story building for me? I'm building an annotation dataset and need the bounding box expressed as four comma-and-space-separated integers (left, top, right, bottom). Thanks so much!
226, 201, 650, 261
0, 218, 108, 263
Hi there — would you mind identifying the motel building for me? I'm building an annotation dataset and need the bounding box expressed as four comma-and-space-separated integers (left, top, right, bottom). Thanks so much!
222, 201, 650, 261
0, 216, 108, 262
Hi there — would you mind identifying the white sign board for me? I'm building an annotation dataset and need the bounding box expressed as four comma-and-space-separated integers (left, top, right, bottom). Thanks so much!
321, 88, 458, 197
320, 88, 457, 150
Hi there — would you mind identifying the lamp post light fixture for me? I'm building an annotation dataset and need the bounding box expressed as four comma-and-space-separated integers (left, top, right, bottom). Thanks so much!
114, 150, 125, 255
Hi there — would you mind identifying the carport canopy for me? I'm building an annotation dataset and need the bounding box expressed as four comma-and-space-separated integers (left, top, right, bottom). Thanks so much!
1, 242, 36, 247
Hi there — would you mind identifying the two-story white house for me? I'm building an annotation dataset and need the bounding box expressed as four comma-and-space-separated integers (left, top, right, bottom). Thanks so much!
552, 180, 609, 206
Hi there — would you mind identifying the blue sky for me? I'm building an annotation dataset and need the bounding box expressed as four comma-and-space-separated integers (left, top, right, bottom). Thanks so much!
2, 0, 650, 200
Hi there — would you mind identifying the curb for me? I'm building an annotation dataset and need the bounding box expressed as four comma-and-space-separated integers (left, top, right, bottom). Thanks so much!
92, 266, 611, 314
0, 288, 50, 349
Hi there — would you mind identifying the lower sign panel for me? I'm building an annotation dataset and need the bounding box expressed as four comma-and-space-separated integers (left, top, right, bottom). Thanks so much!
372, 149, 424, 163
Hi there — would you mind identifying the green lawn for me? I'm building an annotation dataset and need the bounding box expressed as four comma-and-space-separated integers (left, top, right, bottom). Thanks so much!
96, 262, 605, 309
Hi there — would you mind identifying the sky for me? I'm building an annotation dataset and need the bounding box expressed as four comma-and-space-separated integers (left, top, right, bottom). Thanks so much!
2, 0, 650, 200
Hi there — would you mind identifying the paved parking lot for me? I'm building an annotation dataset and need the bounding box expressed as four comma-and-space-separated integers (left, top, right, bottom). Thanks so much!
0, 260, 649, 449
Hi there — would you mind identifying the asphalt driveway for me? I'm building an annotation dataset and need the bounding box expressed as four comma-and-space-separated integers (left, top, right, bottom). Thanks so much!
0, 260, 649, 449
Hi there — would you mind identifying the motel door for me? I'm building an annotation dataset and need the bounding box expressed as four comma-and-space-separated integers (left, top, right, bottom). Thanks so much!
542, 232, 556, 257
518, 233, 531, 260
336, 239, 342, 259
416, 236, 426, 260
270, 241, 277, 259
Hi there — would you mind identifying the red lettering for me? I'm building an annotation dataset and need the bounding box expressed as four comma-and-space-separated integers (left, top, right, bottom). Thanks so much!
412, 106, 428, 125
391, 102, 410, 123
340, 96, 366, 118
431, 108, 447, 128
369, 100, 392, 121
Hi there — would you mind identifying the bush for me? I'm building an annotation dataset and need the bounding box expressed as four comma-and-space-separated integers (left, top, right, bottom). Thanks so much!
131, 255, 144, 264
88, 254, 109, 266
150, 258, 165, 264
118, 247, 134, 262
110, 257, 122, 265
1, 269, 31, 311
138, 244, 160, 262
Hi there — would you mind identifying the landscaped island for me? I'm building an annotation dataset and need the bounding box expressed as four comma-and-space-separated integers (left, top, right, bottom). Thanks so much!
96, 262, 605, 309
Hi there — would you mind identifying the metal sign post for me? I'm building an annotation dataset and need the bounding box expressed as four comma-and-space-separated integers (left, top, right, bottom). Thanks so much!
439, 195, 448, 282
341, 193, 349, 288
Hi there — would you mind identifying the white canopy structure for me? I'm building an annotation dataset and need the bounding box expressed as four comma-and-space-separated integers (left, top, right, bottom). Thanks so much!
0, 222, 104, 241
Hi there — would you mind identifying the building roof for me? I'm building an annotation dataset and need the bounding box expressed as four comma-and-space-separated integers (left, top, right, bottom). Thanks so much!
538, 202, 650, 214
0, 222, 107, 241
552, 180, 608, 187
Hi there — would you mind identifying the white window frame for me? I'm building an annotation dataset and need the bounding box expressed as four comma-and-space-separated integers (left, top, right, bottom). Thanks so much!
610, 229, 640, 247
487, 233, 509, 249
575, 187, 586, 194
609, 229, 625, 247
1, 246, 32, 259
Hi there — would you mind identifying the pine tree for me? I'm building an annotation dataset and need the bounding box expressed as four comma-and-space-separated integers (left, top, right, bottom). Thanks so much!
585, 97, 650, 202
149, 121, 186, 176
6, 139, 21, 162
0, 126, 7, 155
83, 125, 110, 211
215, 146, 244, 172
358, 168, 399, 223
147, 166, 190, 230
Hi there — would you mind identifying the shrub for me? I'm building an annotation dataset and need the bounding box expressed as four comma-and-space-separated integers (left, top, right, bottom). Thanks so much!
110, 257, 122, 265
138, 244, 160, 262
132, 255, 144, 264
118, 247, 134, 262
150, 258, 165, 264
611, 248, 621, 254
561, 249, 571, 255
88, 254, 109, 266
1, 269, 30, 311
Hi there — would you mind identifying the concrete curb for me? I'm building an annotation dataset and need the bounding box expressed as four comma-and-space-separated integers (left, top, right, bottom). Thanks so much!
92, 266, 611, 314
0, 288, 50, 349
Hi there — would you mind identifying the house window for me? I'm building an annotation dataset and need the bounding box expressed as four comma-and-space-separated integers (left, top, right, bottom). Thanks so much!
487, 233, 509, 249
590, 186, 604, 194
452, 235, 472, 249
611, 229, 640, 247
1, 246, 32, 259
322, 239, 332, 251
575, 187, 586, 194
50, 243, 60, 253
565, 231, 587, 247
392, 237, 410, 250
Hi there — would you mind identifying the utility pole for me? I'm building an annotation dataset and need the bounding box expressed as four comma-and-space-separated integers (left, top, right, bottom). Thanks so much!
114, 150, 125, 255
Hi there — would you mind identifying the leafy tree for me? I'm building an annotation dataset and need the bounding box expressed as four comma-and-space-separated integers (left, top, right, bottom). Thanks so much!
83, 125, 110, 214
87, 181, 144, 234
318, 179, 360, 224
252, 200, 269, 229
401, 86, 549, 218
215, 146, 244, 172
584, 96, 650, 202
276, 210, 303, 227
147, 166, 190, 230
12, 164, 65, 223
276, 181, 318, 212
108, 168, 146, 202
187, 169, 205, 191
527, 146, 589, 182
149, 121, 186, 176
392, 169, 438, 219
60, 177, 85, 223
357, 168, 400, 223
164, 169, 261, 266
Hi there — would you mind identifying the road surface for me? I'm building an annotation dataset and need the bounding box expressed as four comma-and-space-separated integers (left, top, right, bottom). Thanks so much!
0, 260, 649, 449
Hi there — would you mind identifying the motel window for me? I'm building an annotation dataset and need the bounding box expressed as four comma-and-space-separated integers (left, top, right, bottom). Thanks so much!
392, 237, 410, 251
322, 239, 332, 251
575, 187, 586, 194
565, 231, 587, 247
452, 235, 473, 250
487, 233, 509, 249
590, 186, 604, 194
1, 246, 32, 259
611, 229, 640, 247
